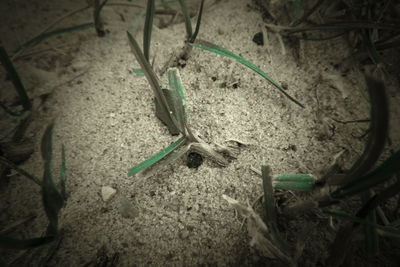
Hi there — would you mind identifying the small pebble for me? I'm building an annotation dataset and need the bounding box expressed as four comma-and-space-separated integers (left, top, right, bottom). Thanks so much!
101, 186, 116, 202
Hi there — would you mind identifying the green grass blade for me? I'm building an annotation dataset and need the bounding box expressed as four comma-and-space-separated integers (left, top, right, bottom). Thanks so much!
262, 165, 289, 252
362, 191, 379, 256
192, 39, 304, 108
41, 124, 64, 236
0, 156, 41, 186
167, 68, 187, 128
292, 0, 304, 23
127, 31, 181, 134
274, 181, 315, 191
13, 23, 93, 55
60, 144, 67, 200
132, 68, 144, 76
128, 136, 186, 176
364, 210, 379, 254
332, 150, 400, 198
275, 173, 315, 182
143, 0, 155, 61
190, 142, 229, 166
177, 0, 193, 40
274, 173, 315, 191
323, 210, 400, 238
189, 0, 204, 43
0, 101, 27, 117
389, 219, 400, 227
328, 77, 388, 186
0, 45, 31, 110
93, 0, 109, 36
0, 234, 54, 250
287, 21, 400, 34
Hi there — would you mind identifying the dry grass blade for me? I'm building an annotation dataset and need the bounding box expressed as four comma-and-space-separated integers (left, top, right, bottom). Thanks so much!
177, 0, 193, 40
222, 195, 296, 266
143, 0, 155, 61
127, 31, 181, 134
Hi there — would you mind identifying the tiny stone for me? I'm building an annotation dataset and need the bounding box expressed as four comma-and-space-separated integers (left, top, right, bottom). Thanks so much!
101, 186, 116, 202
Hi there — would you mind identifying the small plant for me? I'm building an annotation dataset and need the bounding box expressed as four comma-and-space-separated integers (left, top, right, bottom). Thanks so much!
0, 123, 67, 265
264, 0, 400, 69
247, 76, 399, 266
177, 0, 205, 43
93, 0, 109, 37
191, 39, 305, 108
127, 32, 232, 177
0, 44, 31, 115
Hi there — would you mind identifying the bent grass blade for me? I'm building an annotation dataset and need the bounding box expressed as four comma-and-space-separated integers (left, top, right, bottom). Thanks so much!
128, 136, 186, 177
192, 39, 305, 108
41, 124, 65, 236
127, 31, 181, 134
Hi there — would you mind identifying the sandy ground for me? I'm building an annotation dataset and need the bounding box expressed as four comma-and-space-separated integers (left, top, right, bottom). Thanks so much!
1, 0, 400, 266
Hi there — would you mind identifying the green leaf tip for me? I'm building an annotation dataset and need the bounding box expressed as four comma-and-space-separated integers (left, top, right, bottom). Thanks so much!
41, 123, 65, 236
128, 136, 186, 177
192, 40, 305, 108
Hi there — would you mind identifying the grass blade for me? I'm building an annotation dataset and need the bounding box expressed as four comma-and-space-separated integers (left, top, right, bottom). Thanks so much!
332, 150, 400, 199
361, 191, 379, 256
287, 21, 400, 34
167, 68, 187, 129
0, 156, 41, 185
292, 0, 304, 23
262, 165, 289, 252
128, 136, 186, 176
143, 0, 155, 61
41, 124, 64, 236
273, 173, 315, 191
328, 77, 388, 186
190, 142, 229, 166
274, 181, 315, 191
323, 210, 400, 238
132, 68, 144, 76
60, 144, 67, 200
177, 0, 193, 40
189, 0, 205, 43
13, 23, 93, 56
0, 235, 54, 250
0, 45, 31, 110
93, 0, 109, 37
192, 39, 304, 108
127, 31, 181, 135
275, 173, 315, 182
0, 101, 27, 117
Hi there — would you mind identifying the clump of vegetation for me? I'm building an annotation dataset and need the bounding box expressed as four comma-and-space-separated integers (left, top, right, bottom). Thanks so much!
0, 124, 67, 266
